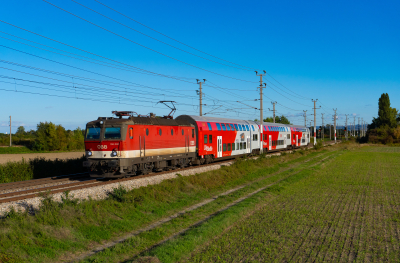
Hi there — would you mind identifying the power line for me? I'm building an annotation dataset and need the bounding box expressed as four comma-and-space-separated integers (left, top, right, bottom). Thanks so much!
94, 0, 256, 71
41, 0, 258, 83
71, 0, 253, 72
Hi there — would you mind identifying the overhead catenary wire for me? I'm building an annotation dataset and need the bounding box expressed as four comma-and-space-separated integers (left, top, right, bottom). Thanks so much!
94, 0, 256, 71
71, 0, 253, 72
41, 0, 258, 83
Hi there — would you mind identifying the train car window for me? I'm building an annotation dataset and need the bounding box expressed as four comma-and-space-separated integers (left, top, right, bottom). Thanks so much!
145, 128, 149, 136
242, 125, 245, 131
171, 129, 174, 135
221, 124, 226, 131
232, 143, 235, 151
86, 127, 101, 139
244, 142, 246, 149
228, 143, 231, 151
192, 129, 194, 138
129, 128, 133, 139
182, 129, 184, 135
204, 135, 208, 144
159, 129, 162, 136
209, 135, 212, 144
287, 134, 290, 139
238, 125, 242, 131
104, 127, 121, 139
230, 124, 235, 130
252, 125, 255, 131
216, 123, 221, 131
207, 122, 212, 131
255, 134, 258, 141
246, 125, 249, 131
223, 143, 226, 152
240, 143, 243, 150
234, 124, 239, 130
226, 124, 231, 131
236, 142, 239, 150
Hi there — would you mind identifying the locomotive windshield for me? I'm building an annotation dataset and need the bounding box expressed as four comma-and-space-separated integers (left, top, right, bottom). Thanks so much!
86, 127, 101, 139
104, 127, 121, 139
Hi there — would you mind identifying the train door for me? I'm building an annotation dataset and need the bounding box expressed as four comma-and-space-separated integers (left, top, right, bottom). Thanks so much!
217, 136, 222, 158
247, 136, 250, 153
296, 134, 298, 147
269, 135, 272, 151
139, 136, 145, 157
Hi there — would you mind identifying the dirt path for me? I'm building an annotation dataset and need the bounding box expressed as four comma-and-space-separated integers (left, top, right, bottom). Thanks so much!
0, 152, 85, 164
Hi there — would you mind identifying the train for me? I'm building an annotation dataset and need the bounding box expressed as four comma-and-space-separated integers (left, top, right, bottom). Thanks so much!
83, 111, 310, 178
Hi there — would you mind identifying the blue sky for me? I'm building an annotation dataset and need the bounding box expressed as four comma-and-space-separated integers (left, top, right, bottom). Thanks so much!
0, 0, 399, 133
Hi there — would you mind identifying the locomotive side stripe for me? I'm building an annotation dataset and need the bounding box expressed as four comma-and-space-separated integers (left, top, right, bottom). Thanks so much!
88, 146, 196, 159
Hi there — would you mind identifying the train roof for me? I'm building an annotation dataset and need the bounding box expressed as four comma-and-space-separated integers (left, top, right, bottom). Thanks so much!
177, 115, 308, 131
86, 116, 193, 127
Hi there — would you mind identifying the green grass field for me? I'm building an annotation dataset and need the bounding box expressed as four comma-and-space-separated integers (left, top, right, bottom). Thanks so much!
129, 144, 400, 262
0, 145, 336, 263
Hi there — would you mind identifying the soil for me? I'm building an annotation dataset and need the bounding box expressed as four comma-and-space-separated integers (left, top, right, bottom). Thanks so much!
0, 152, 85, 164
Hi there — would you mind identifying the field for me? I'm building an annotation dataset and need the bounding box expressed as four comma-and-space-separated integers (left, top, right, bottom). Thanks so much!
129, 145, 400, 262
1, 143, 398, 262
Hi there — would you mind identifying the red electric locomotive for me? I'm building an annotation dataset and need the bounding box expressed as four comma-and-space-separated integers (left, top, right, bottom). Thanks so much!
83, 111, 196, 178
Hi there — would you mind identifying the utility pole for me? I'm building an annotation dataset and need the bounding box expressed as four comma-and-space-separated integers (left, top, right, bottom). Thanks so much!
303, 110, 307, 127
330, 123, 331, 140
358, 117, 360, 138
353, 116, 356, 137
312, 99, 320, 145
271, 101, 277, 123
333, 109, 337, 143
256, 71, 266, 154
321, 113, 325, 141
196, 79, 206, 116
345, 114, 348, 140
9, 116, 11, 147
361, 118, 363, 137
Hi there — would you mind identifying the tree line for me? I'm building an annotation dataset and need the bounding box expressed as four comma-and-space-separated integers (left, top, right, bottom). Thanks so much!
0, 122, 84, 151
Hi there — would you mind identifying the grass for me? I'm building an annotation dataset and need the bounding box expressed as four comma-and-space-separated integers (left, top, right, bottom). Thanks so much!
134, 143, 400, 262
0, 145, 334, 263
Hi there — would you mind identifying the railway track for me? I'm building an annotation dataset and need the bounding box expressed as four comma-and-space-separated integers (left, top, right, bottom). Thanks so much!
0, 141, 339, 206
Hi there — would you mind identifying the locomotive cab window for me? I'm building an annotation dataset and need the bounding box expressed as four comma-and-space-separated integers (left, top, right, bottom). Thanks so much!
104, 127, 121, 139
86, 127, 101, 139
129, 128, 133, 139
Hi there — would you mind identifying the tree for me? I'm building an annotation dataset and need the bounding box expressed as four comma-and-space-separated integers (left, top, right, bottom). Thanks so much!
262, 115, 292, 124
371, 93, 398, 129
16, 126, 25, 135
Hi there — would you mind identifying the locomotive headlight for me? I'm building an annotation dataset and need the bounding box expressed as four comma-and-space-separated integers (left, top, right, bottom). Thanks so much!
86, 150, 92, 156
111, 148, 118, 157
